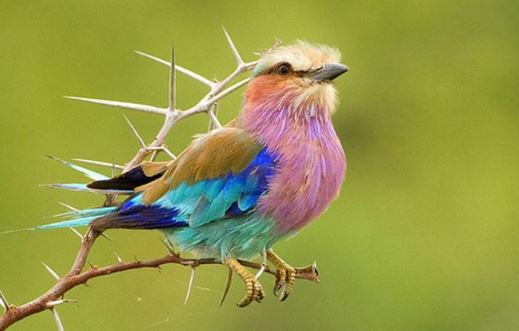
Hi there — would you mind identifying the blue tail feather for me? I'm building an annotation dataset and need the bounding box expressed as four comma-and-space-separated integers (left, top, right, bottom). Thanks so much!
42, 157, 133, 195
37, 206, 117, 230
41, 183, 133, 195
50, 206, 119, 219
0, 206, 117, 234
37, 216, 100, 230
0, 157, 125, 235
46, 155, 110, 181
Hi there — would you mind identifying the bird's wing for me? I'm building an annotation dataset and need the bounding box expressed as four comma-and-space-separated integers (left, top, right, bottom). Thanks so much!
91, 127, 277, 230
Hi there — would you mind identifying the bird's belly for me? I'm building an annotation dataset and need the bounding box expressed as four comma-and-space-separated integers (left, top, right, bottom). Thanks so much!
162, 213, 285, 260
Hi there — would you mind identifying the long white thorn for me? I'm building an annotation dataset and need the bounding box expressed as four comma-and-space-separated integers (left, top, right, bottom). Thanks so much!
168, 46, 176, 111
46, 299, 77, 308
180, 77, 251, 119
122, 115, 146, 147
149, 149, 159, 162
255, 250, 267, 280
134, 50, 215, 88
68, 227, 83, 239
219, 268, 233, 307
0, 288, 10, 311
58, 202, 79, 212
114, 251, 123, 263
42, 262, 61, 280
72, 158, 124, 170
65, 96, 167, 116
99, 232, 114, 242
145, 146, 175, 160
222, 27, 244, 65
207, 78, 251, 105
207, 110, 222, 129
207, 103, 220, 131
50, 308, 65, 331
134, 50, 168, 65
163, 238, 176, 255
161, 146, 177, 160
184, 267, 196, 305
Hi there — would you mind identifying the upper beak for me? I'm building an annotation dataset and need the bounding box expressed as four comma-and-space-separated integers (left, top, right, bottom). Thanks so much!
310, 63, 349, 82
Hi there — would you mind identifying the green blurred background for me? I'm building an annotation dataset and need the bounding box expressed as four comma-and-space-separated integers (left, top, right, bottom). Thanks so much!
1, 1, 518, 330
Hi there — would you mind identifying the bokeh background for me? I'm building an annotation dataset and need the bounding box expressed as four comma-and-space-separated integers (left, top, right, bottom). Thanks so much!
1, 1, 518, 330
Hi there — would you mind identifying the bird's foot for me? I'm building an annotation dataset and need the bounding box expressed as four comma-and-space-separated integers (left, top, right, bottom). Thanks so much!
225, 258, 265, 307
267, 250, 299, 301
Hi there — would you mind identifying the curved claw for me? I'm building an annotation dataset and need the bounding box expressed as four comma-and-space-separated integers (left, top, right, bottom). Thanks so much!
273, 264, 287, 296
267, 250, 297, 301
237, 277, 265, 307
273, 280, 283, 296
225, 258, 265, 308
278, 267, 296, 301
253, 280, 266, 303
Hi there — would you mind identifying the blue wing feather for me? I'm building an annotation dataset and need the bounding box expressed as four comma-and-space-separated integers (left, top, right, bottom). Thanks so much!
108, 148, 277, 230
205, 180, 224, 200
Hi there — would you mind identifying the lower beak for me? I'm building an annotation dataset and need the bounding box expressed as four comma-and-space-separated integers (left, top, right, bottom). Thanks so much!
310, 63, 349, 82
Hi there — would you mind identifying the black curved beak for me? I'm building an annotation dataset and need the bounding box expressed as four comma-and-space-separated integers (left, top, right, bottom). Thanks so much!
310, 63, 349, 82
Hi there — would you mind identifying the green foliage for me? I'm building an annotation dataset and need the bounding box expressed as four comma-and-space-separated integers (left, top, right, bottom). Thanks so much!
0, 0, 517, 330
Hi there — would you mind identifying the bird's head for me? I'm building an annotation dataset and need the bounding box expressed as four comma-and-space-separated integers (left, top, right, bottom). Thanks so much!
244, 41, 348, 117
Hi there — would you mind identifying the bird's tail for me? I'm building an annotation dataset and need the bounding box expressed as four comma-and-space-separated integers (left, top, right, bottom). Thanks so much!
2, 156, 167, 235
37, 156, 123, 230
0, 157, 128, 235
0, 206, 117, 234
40, 156, 135, 195
38, 206, 117, 230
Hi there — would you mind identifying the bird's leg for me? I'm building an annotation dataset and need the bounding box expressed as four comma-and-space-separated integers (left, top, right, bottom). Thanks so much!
225, 258, 265, 307
267, 249, 320, 301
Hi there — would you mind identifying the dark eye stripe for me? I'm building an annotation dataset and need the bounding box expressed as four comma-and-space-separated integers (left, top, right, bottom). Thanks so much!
260, 63, 309, 77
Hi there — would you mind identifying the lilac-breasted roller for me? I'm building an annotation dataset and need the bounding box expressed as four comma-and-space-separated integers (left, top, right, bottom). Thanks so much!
41, 42, 348, 307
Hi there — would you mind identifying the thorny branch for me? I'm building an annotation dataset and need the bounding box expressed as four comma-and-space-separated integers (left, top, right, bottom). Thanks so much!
0, 30, 319, 330
0, 231, 319, 330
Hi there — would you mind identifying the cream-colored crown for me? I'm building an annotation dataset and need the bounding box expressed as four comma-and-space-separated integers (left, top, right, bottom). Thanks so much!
254, 41, 341, 75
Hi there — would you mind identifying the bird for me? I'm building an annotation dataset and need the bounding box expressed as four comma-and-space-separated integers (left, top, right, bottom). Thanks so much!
39, 41, 348, 307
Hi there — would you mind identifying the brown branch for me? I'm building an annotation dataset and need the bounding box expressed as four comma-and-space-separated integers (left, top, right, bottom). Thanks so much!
0, 228, 318, 330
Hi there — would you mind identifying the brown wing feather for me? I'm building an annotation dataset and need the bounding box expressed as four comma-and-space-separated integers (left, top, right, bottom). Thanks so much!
137, 127, 262, 205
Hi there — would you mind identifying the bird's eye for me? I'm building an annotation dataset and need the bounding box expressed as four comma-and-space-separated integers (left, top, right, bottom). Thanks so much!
277, 63, 291, 75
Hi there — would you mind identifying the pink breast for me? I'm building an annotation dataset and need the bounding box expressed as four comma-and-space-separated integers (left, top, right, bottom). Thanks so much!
257, 116, 346, 233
